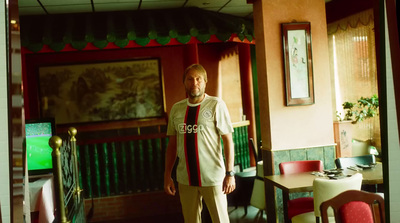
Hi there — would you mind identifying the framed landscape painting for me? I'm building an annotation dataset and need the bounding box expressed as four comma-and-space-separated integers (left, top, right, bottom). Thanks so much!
38, 58, 164, 124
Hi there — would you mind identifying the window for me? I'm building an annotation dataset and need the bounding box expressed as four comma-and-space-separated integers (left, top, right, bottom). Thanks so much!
328, 9, 381, 149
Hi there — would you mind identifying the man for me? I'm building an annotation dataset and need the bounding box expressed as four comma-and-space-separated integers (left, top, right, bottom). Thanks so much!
164, 64, 236, 223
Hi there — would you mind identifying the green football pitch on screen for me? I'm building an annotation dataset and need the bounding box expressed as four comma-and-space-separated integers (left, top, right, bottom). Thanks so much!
26, 135, 53, 170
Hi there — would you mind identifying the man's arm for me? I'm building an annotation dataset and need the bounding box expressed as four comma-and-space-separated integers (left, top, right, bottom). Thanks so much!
221, 133, 236, 194
164, 135, 178, 196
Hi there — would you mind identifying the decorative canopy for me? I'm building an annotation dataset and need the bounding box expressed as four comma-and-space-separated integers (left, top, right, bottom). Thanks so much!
20, 7, 254, 52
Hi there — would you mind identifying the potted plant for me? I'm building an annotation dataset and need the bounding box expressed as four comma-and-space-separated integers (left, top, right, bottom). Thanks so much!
334, 95, 379, 158
337, 94, 379, 124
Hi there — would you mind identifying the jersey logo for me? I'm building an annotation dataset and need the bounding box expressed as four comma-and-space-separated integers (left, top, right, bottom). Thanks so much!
178, 123, 204, 134
202, 109, 213, 119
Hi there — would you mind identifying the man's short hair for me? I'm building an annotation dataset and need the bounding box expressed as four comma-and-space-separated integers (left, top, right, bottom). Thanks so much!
183, 64, 208, 83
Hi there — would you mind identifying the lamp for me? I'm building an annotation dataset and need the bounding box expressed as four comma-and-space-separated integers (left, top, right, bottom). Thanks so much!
368, 146, 379, 156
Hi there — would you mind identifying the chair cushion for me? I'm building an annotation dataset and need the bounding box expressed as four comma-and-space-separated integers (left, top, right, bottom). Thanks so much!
339, 201, 373, 223
288, 197, 314, 219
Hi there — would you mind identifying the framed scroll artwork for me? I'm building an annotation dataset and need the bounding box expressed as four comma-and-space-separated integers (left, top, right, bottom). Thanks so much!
282, 22, 315, 106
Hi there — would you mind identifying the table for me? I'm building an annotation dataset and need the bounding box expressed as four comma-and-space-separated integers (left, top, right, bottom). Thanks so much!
264, 163, 383, 223
29, 176, 55, 223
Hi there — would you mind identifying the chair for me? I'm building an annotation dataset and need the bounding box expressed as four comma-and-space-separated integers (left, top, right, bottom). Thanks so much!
249, 139, 265, 217
291, 173, 363, 223
320, 190, 385, 223
279, 160, 324, 220
335, 154, 376, 169
249, 177, 265, 219
335, 154, 379, 193
229, 138, 260, 215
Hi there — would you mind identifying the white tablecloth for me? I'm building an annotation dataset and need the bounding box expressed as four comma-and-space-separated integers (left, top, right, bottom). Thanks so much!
29, 176, 55, 223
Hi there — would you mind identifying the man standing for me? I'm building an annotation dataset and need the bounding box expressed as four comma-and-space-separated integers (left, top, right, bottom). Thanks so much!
164, 64, 236, 223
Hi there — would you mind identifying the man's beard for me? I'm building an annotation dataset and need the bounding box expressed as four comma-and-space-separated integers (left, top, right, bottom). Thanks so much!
187, 88, 203, 98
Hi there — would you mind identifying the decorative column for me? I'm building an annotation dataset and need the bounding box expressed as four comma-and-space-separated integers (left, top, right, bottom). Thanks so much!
238, 43, 258, 166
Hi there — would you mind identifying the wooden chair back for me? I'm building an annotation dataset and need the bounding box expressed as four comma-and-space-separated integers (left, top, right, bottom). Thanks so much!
320, 190, 385, 223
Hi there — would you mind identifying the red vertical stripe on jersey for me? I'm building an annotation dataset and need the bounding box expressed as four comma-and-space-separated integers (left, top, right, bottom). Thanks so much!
194, 106, 202, 186
183, 106, 191, 185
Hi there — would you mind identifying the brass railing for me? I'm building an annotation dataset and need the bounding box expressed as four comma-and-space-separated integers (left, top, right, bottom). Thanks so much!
50, 127, 85, 223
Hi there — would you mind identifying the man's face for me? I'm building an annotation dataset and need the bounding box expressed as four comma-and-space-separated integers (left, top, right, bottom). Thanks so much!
184, 69, 206, 99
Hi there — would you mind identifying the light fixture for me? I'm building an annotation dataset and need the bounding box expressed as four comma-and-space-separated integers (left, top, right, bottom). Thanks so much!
369, 146, 379, 156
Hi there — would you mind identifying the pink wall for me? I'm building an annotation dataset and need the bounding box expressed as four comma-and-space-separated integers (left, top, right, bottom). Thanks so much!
253, 0, 335, 150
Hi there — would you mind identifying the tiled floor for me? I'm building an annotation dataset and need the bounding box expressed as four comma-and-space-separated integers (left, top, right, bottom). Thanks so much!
99, 205, 267, 223
228, 205, 267, 223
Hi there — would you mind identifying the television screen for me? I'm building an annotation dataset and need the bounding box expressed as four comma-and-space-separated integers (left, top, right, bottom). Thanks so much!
25, 118, 56, 176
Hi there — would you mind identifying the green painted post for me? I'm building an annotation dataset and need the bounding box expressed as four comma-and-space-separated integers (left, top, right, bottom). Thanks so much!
138, 140, 145, 191
241, 127, 248, 169
102, 143, 110, 196
147, 139, 154, 190
111, 142, 119, 194
84, 145, 92, 198
93, 144, 101, 197
234, 127, 240, 168
129, 141, 136, 192
155, 138, 162, 189
243, 126, 250, 168
76, 145, 83, 193
121, 142, 128, 193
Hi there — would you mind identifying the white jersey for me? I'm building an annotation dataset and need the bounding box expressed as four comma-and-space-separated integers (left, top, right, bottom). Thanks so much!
167, 94, 234, 186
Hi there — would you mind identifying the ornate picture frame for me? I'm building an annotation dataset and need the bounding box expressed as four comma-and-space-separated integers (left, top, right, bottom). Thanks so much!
282, 22, 315, 106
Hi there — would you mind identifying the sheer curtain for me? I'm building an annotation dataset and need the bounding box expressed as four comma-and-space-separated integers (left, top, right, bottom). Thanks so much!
328, 9, 381, 148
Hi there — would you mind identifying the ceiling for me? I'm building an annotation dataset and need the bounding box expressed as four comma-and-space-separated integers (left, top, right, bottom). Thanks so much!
18, 0, 255, 18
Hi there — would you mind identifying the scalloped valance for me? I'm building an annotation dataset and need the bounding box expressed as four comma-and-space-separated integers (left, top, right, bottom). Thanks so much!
327, 9, 373, 35
20, 7, 254, 52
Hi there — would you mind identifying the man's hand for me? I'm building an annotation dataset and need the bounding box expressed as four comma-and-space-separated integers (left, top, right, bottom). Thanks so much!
164, 177, 176, 196
222, 176, 236, 194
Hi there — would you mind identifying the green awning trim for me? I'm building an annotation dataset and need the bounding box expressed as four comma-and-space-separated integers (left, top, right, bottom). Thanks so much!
20, 7, 254, 52
197, 33, 211, 43
115, 38, 129, 48
157, 36, 171, 45
176, 35, 192, 44
136, 37, 151, 46
93, 39, 108, 49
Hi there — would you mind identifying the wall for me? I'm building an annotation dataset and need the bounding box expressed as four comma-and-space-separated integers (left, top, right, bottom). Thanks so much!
385, 5, 400, 220
199, 43, 244, 123
23, 43, 246, 125
252, 2, 337, 220
253, 0, 335, 151
0, 0, 11, 222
